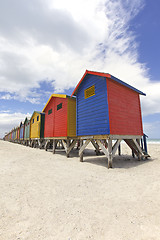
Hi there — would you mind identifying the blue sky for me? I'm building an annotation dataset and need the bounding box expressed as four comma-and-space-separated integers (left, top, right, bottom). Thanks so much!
0, 0, 160, 138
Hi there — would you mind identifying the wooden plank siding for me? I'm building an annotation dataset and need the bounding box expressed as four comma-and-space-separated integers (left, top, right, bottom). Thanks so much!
76, 74, 110, 136
67, 98, 76, 137
24, 118, 30, 140
20, 123, 24, 140
72, 70, 145, 138
54, 98, 68, 137
43, 95, 76, 138
17, 127, 20, 140
30, 112, 45, 139
43, 97, 54, 138
107, 78, 143, 135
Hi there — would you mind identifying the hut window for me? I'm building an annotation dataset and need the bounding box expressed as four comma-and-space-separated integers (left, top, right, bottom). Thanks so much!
57, 103, 62, 111
37, 116, 39, 121
48, 109, 52, 115
84, 85, 95, 99
32, 118, 34, 124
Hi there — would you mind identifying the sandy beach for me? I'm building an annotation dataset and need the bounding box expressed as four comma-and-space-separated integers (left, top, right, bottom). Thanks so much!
0, 140, 160, 240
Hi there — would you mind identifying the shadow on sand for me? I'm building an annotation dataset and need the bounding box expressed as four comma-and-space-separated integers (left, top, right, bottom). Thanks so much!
46, 148, 152, 169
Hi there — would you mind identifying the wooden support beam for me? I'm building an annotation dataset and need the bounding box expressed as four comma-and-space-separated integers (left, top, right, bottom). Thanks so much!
124, 139, 139, 157
91, 139, 100, 155
38, 139, 42, 149
133, 139, 142, 154
96, 140, 109, 158
62, 140, 67, 151
66, 139, 77, 156
53, 140, 56, 154
133, 139, 143, 160
104, 140, 108, 149
66, 140, 70, 158
79, 140, 84, 162
118, 144, 121, 156
79, 139, 90, 156
112, 140, 121, 157
108, 139, 113, 168
44, 140, 49, 151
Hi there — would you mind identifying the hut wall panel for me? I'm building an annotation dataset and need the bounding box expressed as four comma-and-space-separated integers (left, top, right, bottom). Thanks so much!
17, 128, 20, 140
24, 120, 30, 140
30, 112, 41, 139
15, 128, 18, 140
67, 98, 76, 137
54, 98, 67, 137
76, 75, 110, 136
40, 114, 45, 139
20, 125, 24, 140
44, 97, 54, 138
107, 78, 143, 135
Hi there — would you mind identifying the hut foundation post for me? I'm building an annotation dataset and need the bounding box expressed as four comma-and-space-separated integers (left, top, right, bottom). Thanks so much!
118, 144, 121, 156
125, 138, 143, 161
66, 140, 70, 158
66, 139, 77, 158
45, 140, 49, 151
53, 140, 56, 154
108, 139, 113, 168
79, 140, 84, 162
38, 139, 42, 149
91, 140, 100, 155
134, 139, 143, 161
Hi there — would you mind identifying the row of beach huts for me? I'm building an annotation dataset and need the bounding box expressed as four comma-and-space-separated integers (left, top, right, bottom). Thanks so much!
4, 70, 149, 168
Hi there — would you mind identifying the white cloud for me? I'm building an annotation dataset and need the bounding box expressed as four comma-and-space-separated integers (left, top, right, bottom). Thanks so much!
0, 112, 31, 138
0, 0, 159, 115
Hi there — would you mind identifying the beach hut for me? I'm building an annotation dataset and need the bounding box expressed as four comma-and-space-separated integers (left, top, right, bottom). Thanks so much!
71, 70, 147, 168
14, 127, 19, 142
12, 131, 13, 141
20, 122, 24, 142
24, 117, 30, 146
30, 111, 45, 148
12, 128, 15, 141
42, 94, 76, 156
17, 126, 20, 143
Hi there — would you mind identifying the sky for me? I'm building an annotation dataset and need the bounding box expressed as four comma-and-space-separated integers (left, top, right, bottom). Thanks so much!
0, 0, 160, 139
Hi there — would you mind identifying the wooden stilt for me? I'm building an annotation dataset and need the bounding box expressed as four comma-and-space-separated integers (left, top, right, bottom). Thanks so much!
66, 140, 70, 158
79, 140, 84, 162
96, 140, 109, 158
66, 139, 77, 157
108, 139, 113, 168
53, 140, 56, 154
118, 144, 121, 156
44, 140, 49, 151
38, 139, 42, 149
133, 139, 143, 161
112, 139, 121, 156
91, 139, 100, 155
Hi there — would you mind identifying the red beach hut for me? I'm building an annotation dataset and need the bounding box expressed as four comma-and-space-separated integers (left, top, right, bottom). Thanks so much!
42, 94, 76, 155
42, 94, 76, 138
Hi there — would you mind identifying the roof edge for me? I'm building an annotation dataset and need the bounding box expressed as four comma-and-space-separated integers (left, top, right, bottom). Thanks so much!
71, 70, 146, 96
110, 74, 146, 96
42, 94, 73, 112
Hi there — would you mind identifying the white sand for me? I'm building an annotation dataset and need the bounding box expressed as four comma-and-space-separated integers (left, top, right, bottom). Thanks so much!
0, 140, 160, 240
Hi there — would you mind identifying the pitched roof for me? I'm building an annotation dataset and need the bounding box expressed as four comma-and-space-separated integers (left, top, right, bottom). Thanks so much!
71, 70, 146, 96
30, 111, 45, 120
42, 94, 71, 112
24, 117, 30, 124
